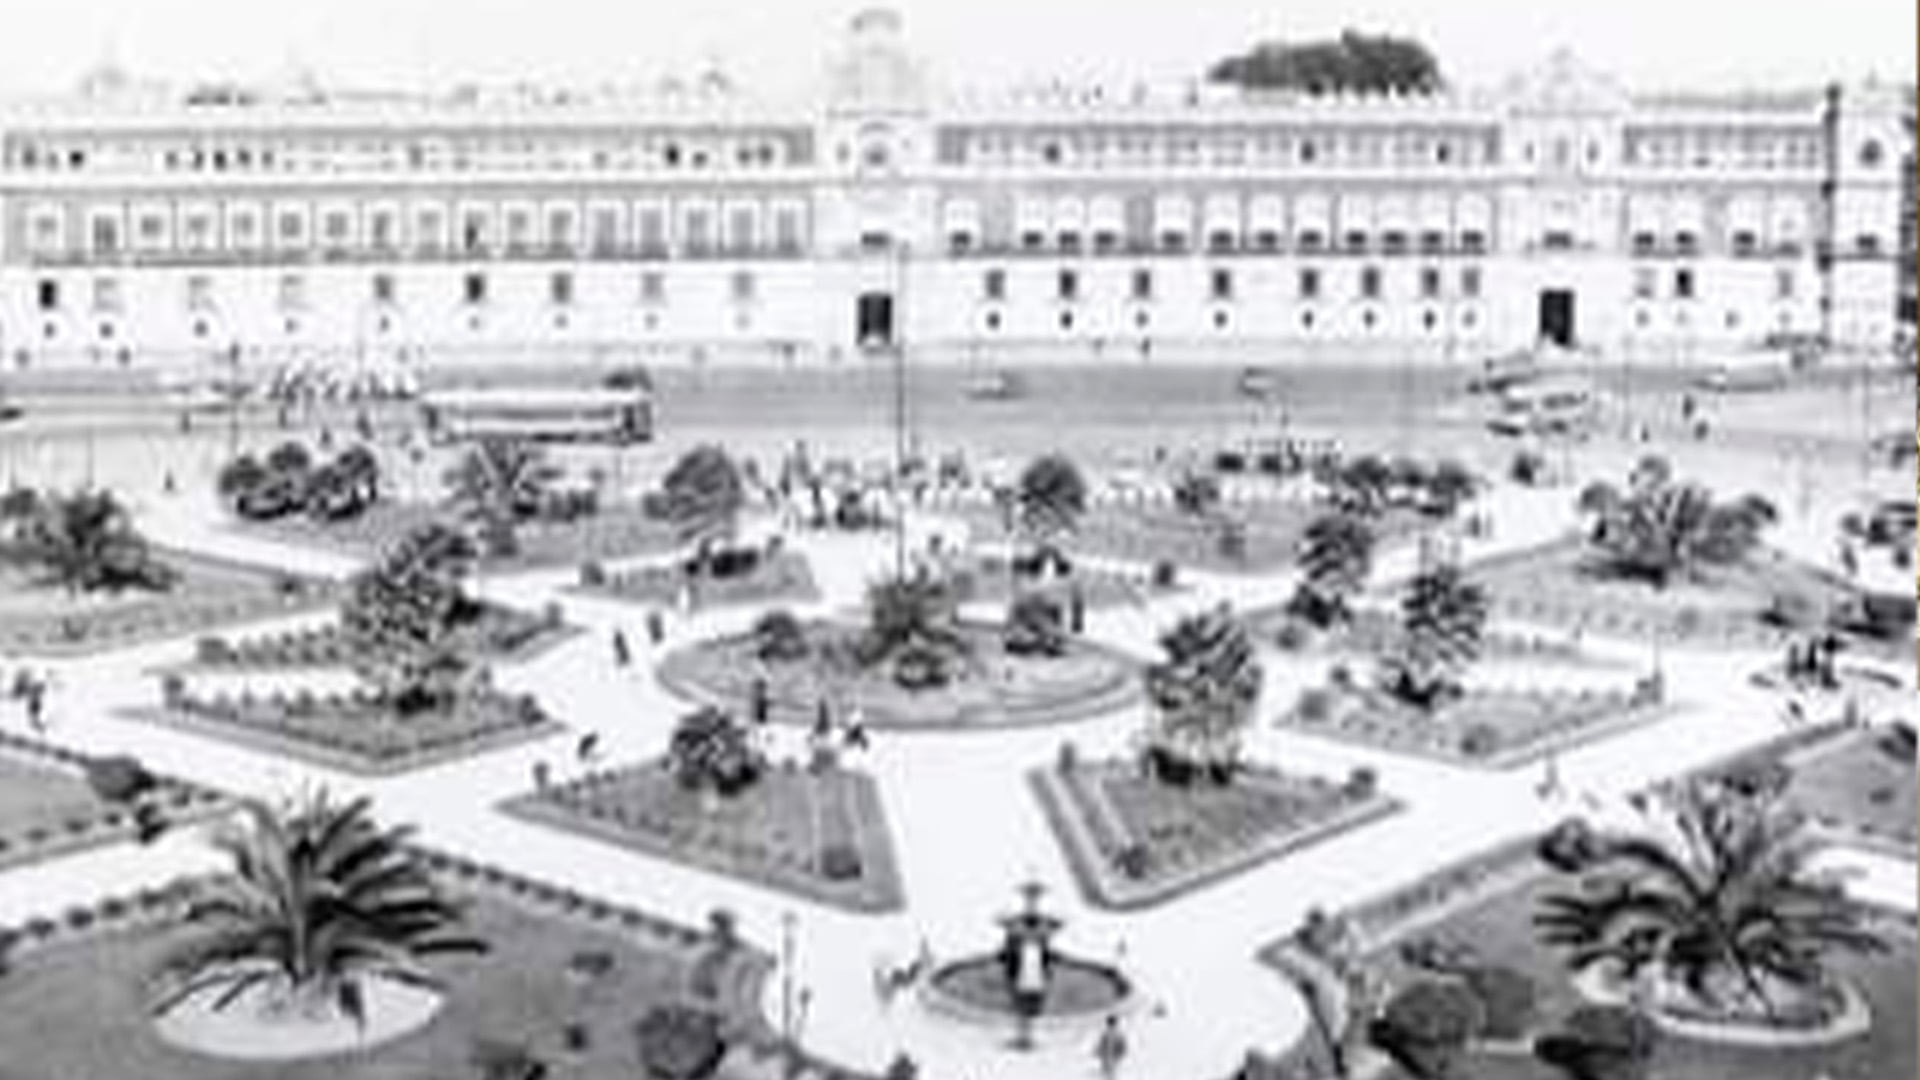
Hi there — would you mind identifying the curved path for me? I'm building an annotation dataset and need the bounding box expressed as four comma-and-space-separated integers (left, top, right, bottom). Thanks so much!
0, 438, 1909, 1080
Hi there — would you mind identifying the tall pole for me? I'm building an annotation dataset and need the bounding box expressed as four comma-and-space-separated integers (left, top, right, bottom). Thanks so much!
892, 241, 909, 579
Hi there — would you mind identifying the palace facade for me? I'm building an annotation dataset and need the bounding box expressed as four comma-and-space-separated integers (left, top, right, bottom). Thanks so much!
0, 9, 1911, 374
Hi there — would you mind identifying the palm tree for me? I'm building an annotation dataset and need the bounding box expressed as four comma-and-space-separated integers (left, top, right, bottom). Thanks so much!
152, 791, 487, 1025
14, 489, 175, 595
1577, 456, 1775, 589
444, 438, 560, 557
1289, 512, 1376, 627
857, 567, 971, 672
654, 445, 745, 555
1381, 556, 1487, 709
1143, 605, 1263, 784
1534, 781, 1884, 1025
341, 524, 479, 713
1014, 453, 1087, 562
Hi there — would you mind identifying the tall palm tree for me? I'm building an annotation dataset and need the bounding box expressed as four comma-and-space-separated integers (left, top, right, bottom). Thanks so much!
1014, 453, 1087, 563
152, 791, 487, 1025
1577, 456, 1775, 589
1143, 605, 1263, 784
443, 438, 560, 557
1381, 556, 1487, 709
1535, 782, 1883, 1024
1289, 512, 1376, 627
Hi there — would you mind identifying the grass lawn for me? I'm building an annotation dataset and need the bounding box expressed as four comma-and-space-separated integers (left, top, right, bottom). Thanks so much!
569, 550, 820, 611
183, 601, 576, 671
0, 860, 780, 1080
656, 620, 1140, 731
0, 549, 334, 657
1277, 679, 1672, 770
0, 733, 226, 873
502, 760, 904, 914
1676, 723, 1917, 857
1032, 759, 1399, 911
1360, 867, 1917, 1080
123, 689, 563, 777
248, 500, 685, 572
947, 499, 1427, 575
1468, 537, 1874, 651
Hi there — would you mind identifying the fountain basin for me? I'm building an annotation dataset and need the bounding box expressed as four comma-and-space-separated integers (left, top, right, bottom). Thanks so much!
922, 953, 1134, 1029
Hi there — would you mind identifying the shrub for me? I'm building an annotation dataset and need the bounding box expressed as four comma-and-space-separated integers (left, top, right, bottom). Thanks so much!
84, 755, 155, 804
1004, 593, 1067, 657
1151, 560, 1179, 589
1368, 979, 1486, 1079
159, 673, 186, 708
1465, 965, 1538, 1042
1537, 817, 1607, 873
891, 642, 950, 691
701, 545, 762, 580
195, 636, 234, 663
1533, 1005, 1659, 1080
1113, 842, 1153, 880
1296, 688, 1336, 723
752, 610, 808, 662
579, 561, 608, 588
1272, 619, 1312, 652
1458, 724, 1502, 758
818, 843, 864, 881
1344, 766, 1378, 799
1056, 740, 1080, 773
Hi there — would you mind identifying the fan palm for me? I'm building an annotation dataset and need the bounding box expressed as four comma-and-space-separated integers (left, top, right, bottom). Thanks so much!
1534, 782, 1884, 1024
152, 792, 487, 1026
444, 438, 560, 556
1143, 605, 1263, 783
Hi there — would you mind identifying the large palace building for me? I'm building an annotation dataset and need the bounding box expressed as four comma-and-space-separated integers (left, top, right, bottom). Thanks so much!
0, 9, 1911, 374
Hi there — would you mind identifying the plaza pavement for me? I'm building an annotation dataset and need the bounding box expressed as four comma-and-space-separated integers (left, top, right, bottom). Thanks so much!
0, 409, 1908, 1080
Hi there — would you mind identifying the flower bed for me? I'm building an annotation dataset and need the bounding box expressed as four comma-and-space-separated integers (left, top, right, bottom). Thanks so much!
0, 732, 229, 874
249, 500, 685, 572
1032, 758, 1400, 910
0, 852, 866, 1080
1248, 605, 1619, 669
1468, 537, 1876, 652
0, 549, 335, 657
500, 760, 905, 914
944, 551, 1184, 611
569, 550, 820, 611
184, 601, 573, 671
1278, 677, 1675, 770
656, 619, 1141, 731
122, 687, 563, 777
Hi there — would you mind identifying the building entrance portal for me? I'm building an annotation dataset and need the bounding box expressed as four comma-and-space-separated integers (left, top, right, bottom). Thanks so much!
1538, 289, 1576, 348
857, 292, 896, 348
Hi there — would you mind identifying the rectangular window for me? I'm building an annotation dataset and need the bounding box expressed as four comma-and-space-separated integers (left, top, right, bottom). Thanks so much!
1359, 266, 1383, 300
371, 273, 396, 305
278, 211, 306, 246
1731, 230, 1758, 256
639, 271, 665, 303
731, 270, 756, 302
1419, 267, 1442, 299
186, 275, 214, 312
368, 212, 396, 251
1856, 233, 1881, 256
1461, 267, 1483, 298
1210, 267, 1234, 301
323, 211, 351, 246
1674, 268, 1696, 299
683, 210, 712, 255
774, 209, 802, 254
505, 209, 533, 252
983, 268, 1007, 301
637, 209, 667, 255
1130, 268, 1153, 301
91, 276, 120, 313
1460, 230, 1487, 253
1632, 232, 1657, 255
463, 272, 487, 305
462, 213, 487, 253
548, 210, 576, 253
591, 209, 621, 255
36, 279, 59, 311
549, 271, 574, 306
1298, 267, 1321, 300
1057, 269, 1079, 302
1541, 231, 1575, 251
90, 217, 120, 255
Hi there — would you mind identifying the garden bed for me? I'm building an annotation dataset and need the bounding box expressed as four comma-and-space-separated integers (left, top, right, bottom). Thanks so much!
655, 619, 1141, 731
1246, 605, 1620, 669
500, 760, 905, 914
0, 731, 228, 874
0, 852, 869, 1080
1031, 758, 1400, 911
1277, 679, 1675, 770
179, 601, 575, 672
1256, 839, 1917, 1080
0, 549, 335, 657
569, 550, 820, 611
1467, 537, 1879, 652
944, 551, 1183, 611
121, 688, 563, 777
947, 499, 1426, 575
247, 500, 685, 573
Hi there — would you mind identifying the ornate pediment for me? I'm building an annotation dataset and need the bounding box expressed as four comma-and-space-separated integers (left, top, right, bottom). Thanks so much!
1501, 49, 1629, 116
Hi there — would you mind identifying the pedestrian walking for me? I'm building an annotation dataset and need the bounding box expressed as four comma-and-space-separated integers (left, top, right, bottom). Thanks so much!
645, 608, 666, 646
612, 628, 631, 668
1068, 584, 1087, 635
24, 678, 46, 735
1094, 1015, 1129, 1079
576, 732, 602, 765
749, 676, 771, 726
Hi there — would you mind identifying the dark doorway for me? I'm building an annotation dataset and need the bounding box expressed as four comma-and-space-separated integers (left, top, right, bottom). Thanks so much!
1538, 289, 1576, 347
857, 292, 895, 347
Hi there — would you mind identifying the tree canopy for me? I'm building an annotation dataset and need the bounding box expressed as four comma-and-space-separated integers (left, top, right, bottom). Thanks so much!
1208, 30, 1443, 96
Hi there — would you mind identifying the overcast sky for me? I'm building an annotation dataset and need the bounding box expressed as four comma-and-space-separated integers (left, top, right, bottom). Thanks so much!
1, 0, 1912, 98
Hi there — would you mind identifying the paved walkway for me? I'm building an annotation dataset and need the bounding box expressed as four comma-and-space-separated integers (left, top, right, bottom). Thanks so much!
0, 433, 1908, 1080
